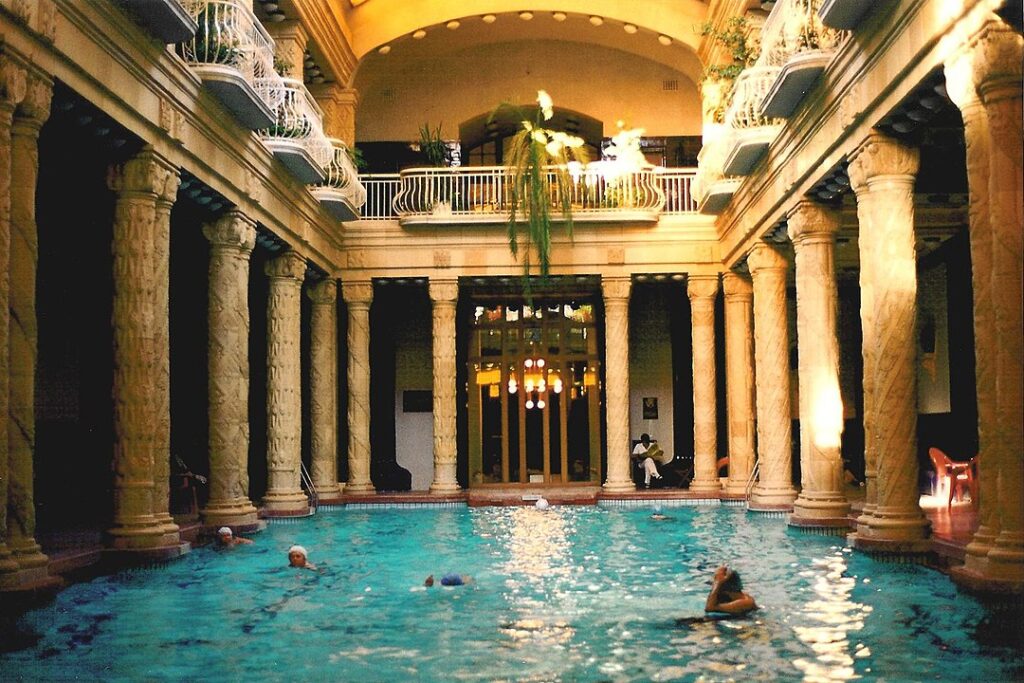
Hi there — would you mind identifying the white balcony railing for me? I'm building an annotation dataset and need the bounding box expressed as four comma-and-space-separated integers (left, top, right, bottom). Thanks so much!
360, 174, 401, 219
311, 139, 367, 220
179, 0, 282, 129
388, 165, 666, 225
722, 66, 784, 175
259, 77, 333, 183
693, 134, 742, 215
656, 168, 698, 214
758, 0, 848, 117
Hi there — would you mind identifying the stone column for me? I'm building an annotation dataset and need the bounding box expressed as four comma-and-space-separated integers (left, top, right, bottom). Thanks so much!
688, 275, 721, 494
945, 32, 999, 571
201, 211, 259, 527
748, 243, 798, 509
602, 276, 634, 492
7, 73, 52, 574
787, 201, 850, 526
311, 84, 359, 146
106, 147, 183, 552
429, 279, 460, 493
266, 20, 308, 80
975, 24, 1023, 583
722, 272, 756, 496
342, 281, 374, 494
263, 251, 308, 515
847, 133, 930, 549
308, 279, 343, 502
0, 56, 26, 587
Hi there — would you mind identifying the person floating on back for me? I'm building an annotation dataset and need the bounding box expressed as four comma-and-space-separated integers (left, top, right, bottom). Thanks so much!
216, 526, 253, 547
425, 573, 472, 587
705, 565, 756, 616
288, 545, 317, 570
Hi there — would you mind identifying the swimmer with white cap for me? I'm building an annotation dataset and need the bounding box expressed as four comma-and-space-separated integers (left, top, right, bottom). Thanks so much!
288, 544, 316, 570
535, 497, 550, 510
215, 526, 253, 547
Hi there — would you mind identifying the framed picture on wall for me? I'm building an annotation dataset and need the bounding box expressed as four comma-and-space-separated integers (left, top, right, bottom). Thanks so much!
642, 397, 658, 420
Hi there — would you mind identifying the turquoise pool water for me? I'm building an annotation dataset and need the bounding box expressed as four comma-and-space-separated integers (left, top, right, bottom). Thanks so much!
2, 505, 1019, 682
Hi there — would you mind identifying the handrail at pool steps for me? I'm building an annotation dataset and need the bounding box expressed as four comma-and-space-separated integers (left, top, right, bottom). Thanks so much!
300, 461, 319, 514
744, 459, 760, 506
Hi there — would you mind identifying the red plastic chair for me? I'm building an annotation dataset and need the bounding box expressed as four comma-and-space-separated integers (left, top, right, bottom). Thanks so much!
928, 447, 977, 508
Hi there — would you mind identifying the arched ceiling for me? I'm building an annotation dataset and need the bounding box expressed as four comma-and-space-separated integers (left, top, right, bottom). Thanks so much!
339, 1, 708, 86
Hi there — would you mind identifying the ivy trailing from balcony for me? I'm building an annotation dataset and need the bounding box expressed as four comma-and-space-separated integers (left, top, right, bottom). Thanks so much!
491, 90, 587, 280
698, 16, 760, 124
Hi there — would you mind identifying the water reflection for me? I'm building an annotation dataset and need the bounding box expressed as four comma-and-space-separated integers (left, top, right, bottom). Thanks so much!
792, 549, 872, 681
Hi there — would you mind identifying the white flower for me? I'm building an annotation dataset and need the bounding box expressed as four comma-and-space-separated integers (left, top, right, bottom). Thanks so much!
545, 139, 563, 156
537, 90, 554, 120
531, 129, 548, 144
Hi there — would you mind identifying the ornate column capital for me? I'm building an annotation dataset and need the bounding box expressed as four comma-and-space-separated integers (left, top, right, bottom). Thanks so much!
722, 271, 753, 300
342, 280, 373, 306
264, 251, 306, 280
107, 146, 179, 199
13, 73, 53, 132
747, 242, 789, 275
786, 200, 841, 243
203, 210, 257, 252
847, 133, 920, 194
687, 274, 719, 301
0, 55, 27, 109
307, 278, 338, 305
428, 278, 459, 303
601, 276, 631, 302
971, 20, 1023, 102
945, 45, 983, 112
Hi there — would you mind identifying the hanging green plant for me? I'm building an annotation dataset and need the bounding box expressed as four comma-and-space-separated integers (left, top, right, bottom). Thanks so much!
491, 90, 588, 281
697, 16, 761, 124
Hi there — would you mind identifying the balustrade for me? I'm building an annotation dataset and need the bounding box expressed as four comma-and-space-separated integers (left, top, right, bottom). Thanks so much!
259, 77, 332, 183
722, 66, 785, 175
310, 139, 366, 221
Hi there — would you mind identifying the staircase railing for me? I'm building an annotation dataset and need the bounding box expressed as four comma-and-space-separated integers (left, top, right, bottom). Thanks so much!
300, 461, 319, 514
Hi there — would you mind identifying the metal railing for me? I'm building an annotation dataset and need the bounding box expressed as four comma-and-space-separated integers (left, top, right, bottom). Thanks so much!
259, 77, 333, 168
692, 132, 732, 202
656, 168, 698, 214
299, 461, 318, 515
313, 138, 367, 209
360, 173, 401, 219
745, 459, 761, 502
759, 0, 849, 67
723, 66, 785, 131
179, 0, 282, 109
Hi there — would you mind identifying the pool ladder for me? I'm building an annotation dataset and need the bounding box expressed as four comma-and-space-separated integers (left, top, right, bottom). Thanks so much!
744, 459, 760, 509
300, 461, 319, 515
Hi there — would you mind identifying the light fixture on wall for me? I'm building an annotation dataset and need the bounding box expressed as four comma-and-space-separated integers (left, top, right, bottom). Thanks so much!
508, 358, 562, 409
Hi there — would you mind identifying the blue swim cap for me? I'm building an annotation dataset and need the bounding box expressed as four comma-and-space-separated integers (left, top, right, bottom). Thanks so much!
440, 573, 464, 586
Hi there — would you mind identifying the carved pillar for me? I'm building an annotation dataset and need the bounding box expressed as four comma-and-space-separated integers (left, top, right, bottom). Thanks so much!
266, 20, 308, 80
263, 251, 308, 515
722, 272, 756, 496
688, 275, 721, 494
787, 201, 850, 525
975, 24, 1024, 583
0, 56, 26, 586
311, 84, 359, 146
308, 279, 342, 501
429, 279, 460, 493
342, 281, 374, 494
602, 276, 633, 492
201, 211, 259, 527
748, 243, 798, 509
106, 148, 183, 551
945, 32, 999, 570
6, 73, 52, 573
847, 133, 930, 548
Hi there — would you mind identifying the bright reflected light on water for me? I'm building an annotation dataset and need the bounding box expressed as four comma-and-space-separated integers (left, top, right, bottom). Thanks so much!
793, 550, 872, 681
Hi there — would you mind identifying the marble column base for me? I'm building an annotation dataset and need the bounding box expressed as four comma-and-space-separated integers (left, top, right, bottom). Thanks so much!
315, 483, 345, 504
962, 525, 999, 573
950, 564, 1024, 597
429, 481, 461, 494
201, 499, 260, 527
602, 479, 637, 493
262, 490, 310, 516
849, 534, 932, 555
987, 533, 1024, 582
103, 543, 191, 564
791, 491, 850, 522
850, 506, 930, 543
688, 477, 722, 495
10, 540, 48, 570
107, 516, 183, 551
749, 484, 798, 510
723, 479, 751, 496
0, 566, 61, 594
0, 549, 23, 590
343, 482, 376, 495
153, 514, 180, 536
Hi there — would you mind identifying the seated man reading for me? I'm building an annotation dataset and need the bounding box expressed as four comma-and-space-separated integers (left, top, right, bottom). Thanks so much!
632, 433, 663, 487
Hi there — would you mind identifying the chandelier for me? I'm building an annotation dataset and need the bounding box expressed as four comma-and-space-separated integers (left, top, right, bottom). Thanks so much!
507, 357, 563, 409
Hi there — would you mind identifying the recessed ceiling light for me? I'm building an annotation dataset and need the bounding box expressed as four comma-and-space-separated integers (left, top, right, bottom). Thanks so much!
378, 45, 391, 54
552, 12, 566, 21
519, 11, 533, 20
482, 14, 496, 23
412, 29, 426, 39
657, 34, 672, 46
623, 23, 637, 34
446, 20, 460, 29
589, 15, 603, 26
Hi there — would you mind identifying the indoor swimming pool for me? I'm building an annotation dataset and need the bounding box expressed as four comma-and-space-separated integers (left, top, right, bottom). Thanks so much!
2, 505, 1019, 681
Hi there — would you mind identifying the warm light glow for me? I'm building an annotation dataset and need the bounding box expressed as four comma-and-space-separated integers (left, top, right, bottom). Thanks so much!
553, 379, 563, 394
377, 45, 391, 54
519, 11, 533, 20
552, 11, 566, 21
412, 29, 426, 39
526, 399, 535, 409
524, 358, 534, 368
589, 15, 603, 26
508, 377, 518, 394
811, 375, 844, 450
537, 399, 546, 409
481, 14, 496, 23
476, 368, 500, 385
623, 23, 638, 34
536, 358, 545, 368
525, 379, 534, 392
446, 20, 460, 29
657, 34, 671, 46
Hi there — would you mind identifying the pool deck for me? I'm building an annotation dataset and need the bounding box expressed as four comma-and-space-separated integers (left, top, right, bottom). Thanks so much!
24, 488, 980, 599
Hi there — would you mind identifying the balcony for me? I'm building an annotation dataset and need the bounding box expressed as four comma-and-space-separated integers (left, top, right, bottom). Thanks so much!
759, 0, 849, 118
259, 78, 332, 184
387, 165, 667, 226
310, 139, 367, 221
178, 0, 281, 130
722, 66, 784, 176
818, 0, 875, 30
693, 133, 741, 215
129, 0, 197, 43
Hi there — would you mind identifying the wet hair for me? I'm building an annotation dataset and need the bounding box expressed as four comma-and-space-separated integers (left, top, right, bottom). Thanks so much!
721, 570, 744, 592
